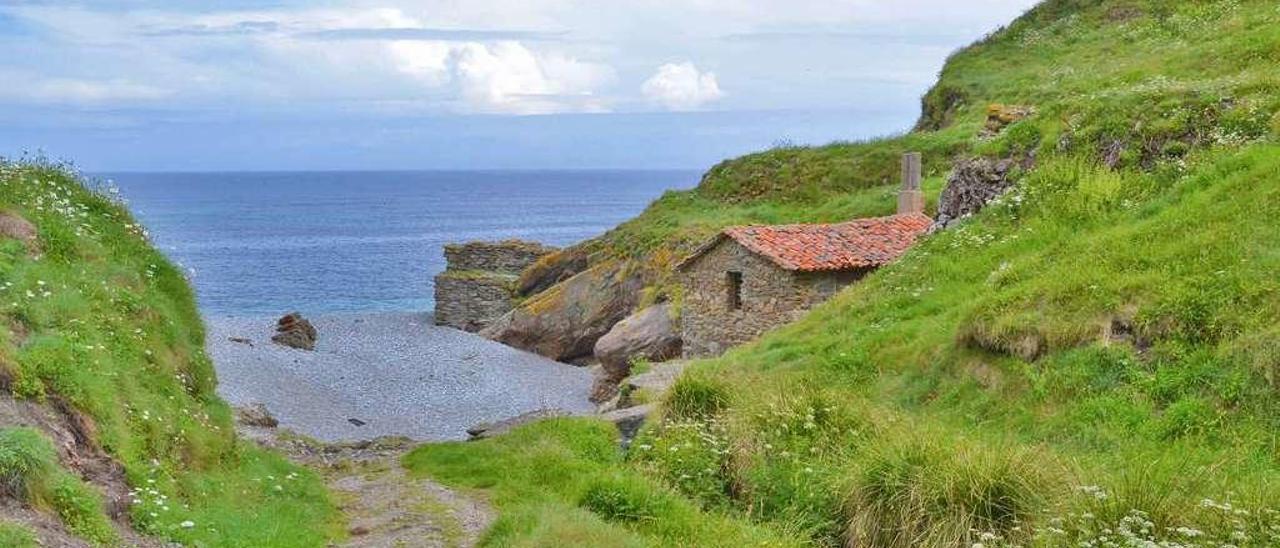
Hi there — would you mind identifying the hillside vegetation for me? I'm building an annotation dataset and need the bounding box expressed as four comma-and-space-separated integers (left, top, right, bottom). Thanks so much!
408, 1, 1280, 546
0, 159, 339, 545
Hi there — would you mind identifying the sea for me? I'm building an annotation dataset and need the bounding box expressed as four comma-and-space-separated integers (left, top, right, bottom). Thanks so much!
103, 170, 700, 316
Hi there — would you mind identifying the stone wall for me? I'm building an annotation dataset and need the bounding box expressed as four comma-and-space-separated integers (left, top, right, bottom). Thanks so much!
680, 238, 868, 357
433, 240, 557, 332
443, 241, 557, 273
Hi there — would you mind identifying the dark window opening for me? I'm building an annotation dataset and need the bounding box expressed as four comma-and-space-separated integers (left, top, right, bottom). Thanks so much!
726, 271, 743, 310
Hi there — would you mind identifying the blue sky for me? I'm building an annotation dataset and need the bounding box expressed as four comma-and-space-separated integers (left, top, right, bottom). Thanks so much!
0, 0, 1040, 171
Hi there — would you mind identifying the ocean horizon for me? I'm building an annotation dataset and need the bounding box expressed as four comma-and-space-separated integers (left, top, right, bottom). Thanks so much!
105, 169, 700, 316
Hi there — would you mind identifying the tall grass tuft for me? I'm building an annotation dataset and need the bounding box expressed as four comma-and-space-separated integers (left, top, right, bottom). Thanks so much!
663, 373, 732, 420
0, 427, 56, 499
844, 435, 1055, 548
0, 427, 117, 545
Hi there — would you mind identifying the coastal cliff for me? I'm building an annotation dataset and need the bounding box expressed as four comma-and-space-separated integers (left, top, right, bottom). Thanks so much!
0, 161, 337, 546
415, 1, 1280, 546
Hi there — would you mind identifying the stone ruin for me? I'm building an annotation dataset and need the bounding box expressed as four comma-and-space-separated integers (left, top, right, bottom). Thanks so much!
433, 240, 557, 332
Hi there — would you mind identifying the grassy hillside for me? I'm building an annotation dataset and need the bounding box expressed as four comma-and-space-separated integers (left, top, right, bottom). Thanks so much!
0, 159, 339, 545
408, 1, 1280, 546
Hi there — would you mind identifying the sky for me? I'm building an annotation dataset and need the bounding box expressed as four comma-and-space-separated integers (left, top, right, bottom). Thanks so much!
0, 0, 1041, 172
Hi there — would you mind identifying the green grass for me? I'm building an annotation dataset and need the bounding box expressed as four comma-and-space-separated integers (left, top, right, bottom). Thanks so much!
402, 418, 803, 547
413, 1, 1280, 546
0, 427, 115, 545
0, 521, 38, 548
0, 159, 340, 546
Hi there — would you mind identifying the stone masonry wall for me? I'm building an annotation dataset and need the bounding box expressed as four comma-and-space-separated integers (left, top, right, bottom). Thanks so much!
680, 239, 869, 358
443, 241, 557, 273
434, 240, 557, 332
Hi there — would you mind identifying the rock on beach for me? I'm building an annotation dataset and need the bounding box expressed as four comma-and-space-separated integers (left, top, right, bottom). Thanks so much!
208, 313, 595, 442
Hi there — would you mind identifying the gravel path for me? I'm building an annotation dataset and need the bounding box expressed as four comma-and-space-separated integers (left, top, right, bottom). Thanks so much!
207, 313, 595, 442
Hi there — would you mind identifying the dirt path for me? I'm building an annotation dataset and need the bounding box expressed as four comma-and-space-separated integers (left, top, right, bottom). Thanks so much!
239, 423, 493, 548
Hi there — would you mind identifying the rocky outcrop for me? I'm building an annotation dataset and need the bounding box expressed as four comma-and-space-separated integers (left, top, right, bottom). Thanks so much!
466, 409, 567, 440
0, 211, 37, 252
601, 404, 653, 448
434, 240, 557, 332
234, 403, 278, 428
481, 262, 644, 363
982, 104, 1036, 137
516, 248, 589, 297
930, 157, 1019, 232
589, 304, 682, 403
598, 360, 688, 413
914, 85, 968, 132
272, 312, 317, 350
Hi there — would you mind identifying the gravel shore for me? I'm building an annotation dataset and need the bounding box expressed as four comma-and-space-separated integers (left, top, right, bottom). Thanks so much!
206, 313, 595, 442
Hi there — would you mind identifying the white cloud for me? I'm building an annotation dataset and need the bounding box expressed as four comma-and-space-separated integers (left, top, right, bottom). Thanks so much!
452, 42, 613, 114
641, 62, 723, 111
387, 40, 614, 114
0, 1, 1041, 116
0, 76, 171, 105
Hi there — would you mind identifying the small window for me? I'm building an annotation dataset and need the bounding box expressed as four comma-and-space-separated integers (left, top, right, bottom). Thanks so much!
726, 271, 743, 310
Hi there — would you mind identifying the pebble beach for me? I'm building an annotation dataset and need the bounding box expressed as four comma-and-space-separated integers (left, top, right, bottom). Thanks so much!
205, 313, 595, 442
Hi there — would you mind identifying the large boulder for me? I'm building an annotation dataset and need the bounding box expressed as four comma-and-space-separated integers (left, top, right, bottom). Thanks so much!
590, 304, 682, 403
930, 157, 1018, 232
481, 262, 643, 363
271, 312, 317, 351
516, 248, 589, 297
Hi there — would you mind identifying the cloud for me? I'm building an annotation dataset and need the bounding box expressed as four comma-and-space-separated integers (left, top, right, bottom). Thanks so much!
0, 76, 171, 105
0, 0, 1040, 119
140, 20, 280, 36
301, 27, 567, 42
390, 40, 614, 115
641, 62, 723, 111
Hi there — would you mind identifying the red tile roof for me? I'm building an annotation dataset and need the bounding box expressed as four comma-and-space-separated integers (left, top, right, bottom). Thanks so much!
679, 213, 933, 272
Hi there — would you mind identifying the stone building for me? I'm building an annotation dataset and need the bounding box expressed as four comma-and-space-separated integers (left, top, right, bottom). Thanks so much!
433, 240, 557, 332
677, 153, 932, 357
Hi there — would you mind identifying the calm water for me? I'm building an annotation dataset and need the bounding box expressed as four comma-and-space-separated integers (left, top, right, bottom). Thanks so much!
104, 170, 699, 315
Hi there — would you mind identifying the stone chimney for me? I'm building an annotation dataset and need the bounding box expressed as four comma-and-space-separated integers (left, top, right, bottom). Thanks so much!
898, 152, 925, 215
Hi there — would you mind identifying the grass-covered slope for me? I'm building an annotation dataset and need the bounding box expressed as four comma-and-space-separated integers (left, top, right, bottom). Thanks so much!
580, 0, 1278, 301
0, 160, 339, 546
408, 1, 1280, 546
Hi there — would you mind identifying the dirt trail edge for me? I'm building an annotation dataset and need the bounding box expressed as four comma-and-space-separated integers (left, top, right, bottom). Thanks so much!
238, 421, 493, 548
